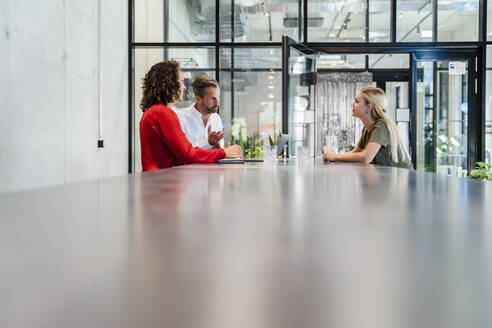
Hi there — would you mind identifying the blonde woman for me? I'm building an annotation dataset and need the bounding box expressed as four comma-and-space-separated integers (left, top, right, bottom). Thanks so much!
323, 87, 413, 169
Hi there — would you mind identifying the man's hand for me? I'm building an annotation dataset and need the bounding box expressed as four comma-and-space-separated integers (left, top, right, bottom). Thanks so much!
224, 144, 243, 158
208, 125, 224, 148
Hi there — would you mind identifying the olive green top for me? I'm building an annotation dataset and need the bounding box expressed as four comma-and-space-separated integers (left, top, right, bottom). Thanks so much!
357, 118, 413, 169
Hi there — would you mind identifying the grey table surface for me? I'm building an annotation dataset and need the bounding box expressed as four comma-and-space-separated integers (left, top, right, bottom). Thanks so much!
1, 160, 492, 328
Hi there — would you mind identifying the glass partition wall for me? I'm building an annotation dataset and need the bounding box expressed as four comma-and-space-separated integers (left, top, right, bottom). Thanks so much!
220, 48, 282, 158
286, 44, 317, 157
416, 61, 469, 176
487, 45, 492, 164
287, 41, 411, 160
130, 0, 490, 173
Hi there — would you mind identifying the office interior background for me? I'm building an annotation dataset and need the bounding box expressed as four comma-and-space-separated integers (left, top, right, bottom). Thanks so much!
2, 0, 492, 193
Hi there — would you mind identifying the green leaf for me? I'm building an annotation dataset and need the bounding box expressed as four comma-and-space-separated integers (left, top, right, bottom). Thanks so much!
476, 162, 487, 169
468, 162, 492, 181
469, 170, 486, 179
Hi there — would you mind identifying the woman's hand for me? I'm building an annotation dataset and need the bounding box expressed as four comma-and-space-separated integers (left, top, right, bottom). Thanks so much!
323, 151, 338, 162
224, 144, 243, 158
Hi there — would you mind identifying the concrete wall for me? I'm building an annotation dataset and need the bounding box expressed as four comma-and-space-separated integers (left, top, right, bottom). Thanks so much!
0, 0, 128, 193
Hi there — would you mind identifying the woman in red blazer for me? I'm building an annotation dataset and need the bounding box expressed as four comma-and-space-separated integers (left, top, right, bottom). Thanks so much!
139, 60, 242, 171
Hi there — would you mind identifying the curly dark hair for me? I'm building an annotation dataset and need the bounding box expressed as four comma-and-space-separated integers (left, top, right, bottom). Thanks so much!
140, 60, 181, 112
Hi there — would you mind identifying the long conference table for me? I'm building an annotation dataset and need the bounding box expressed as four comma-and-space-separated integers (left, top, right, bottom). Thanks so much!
1, 160, 492, 328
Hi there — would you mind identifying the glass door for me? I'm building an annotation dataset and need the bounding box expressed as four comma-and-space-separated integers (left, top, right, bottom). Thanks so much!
282, 36, 317, 157
412, 52, 479, 176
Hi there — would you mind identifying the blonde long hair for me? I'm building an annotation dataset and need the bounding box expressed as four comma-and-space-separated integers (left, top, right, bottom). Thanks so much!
360, 87, 411, 164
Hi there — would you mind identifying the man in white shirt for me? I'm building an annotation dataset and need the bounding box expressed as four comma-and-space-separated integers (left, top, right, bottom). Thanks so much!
175, 75, 224, 149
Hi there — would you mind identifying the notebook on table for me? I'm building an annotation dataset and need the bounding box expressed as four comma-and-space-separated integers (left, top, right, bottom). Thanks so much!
218, 158, 245, 164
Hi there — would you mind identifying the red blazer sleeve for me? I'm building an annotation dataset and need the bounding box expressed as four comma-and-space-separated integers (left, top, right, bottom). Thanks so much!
152, 108, 226, 164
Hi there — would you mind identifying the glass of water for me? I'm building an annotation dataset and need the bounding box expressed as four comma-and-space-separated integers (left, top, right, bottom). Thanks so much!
263, 146, 277, 166
298, 146, 311, 165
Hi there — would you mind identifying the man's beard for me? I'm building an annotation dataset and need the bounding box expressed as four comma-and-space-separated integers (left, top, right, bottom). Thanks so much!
203, 104, 219, 114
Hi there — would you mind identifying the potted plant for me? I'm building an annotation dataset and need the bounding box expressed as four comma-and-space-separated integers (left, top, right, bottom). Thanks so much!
469, 162, 492, 181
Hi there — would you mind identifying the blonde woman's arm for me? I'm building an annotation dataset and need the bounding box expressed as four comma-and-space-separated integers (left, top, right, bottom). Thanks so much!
351, 144, 362, 153
324, 142, 381, 164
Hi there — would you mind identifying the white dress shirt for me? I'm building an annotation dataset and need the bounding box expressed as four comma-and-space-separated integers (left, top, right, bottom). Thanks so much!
174, 104, 224, 149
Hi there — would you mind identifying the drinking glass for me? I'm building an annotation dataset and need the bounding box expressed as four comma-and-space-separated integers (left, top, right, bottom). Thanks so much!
263, 146, 278, 166
297, 146, 311, 165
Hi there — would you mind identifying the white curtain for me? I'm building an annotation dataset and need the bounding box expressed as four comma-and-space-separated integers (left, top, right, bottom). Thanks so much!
315, 72, 375, 154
